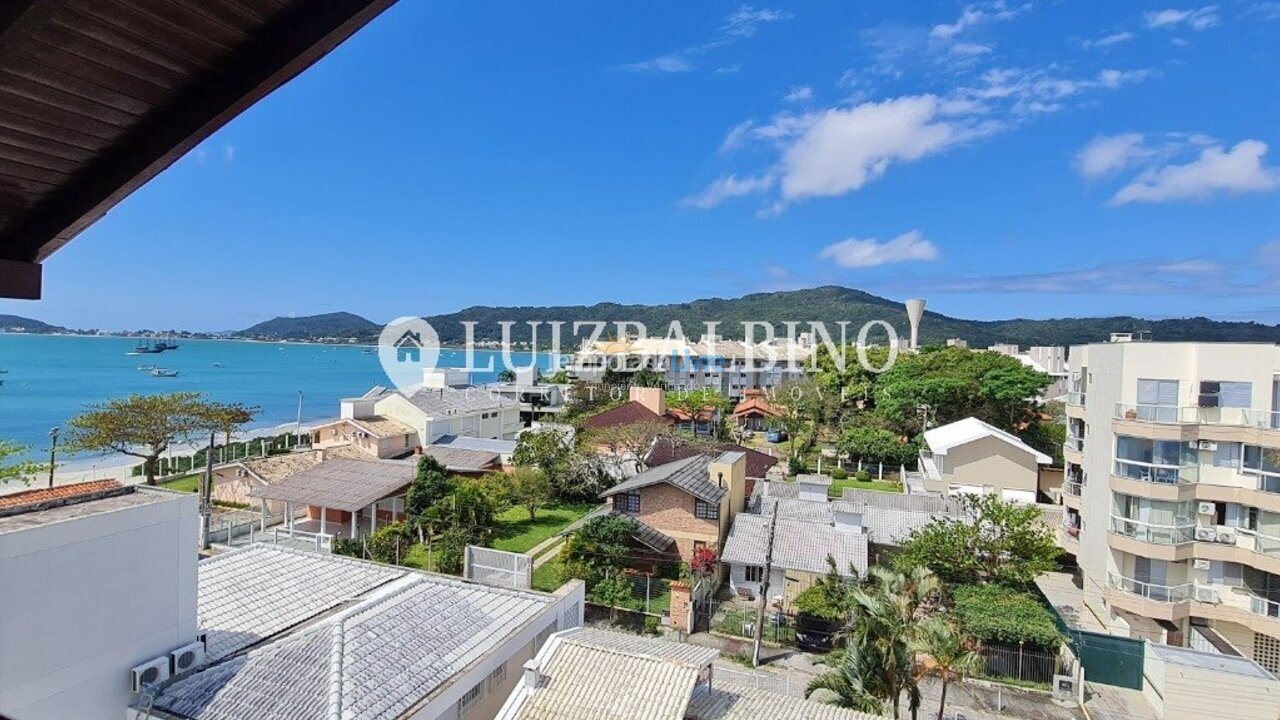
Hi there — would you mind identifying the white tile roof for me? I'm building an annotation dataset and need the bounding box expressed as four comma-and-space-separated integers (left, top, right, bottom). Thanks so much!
249, 457, 415, 512
153, 546, 558, 720
720, 514, 867, 577
686, 683, 880, 720
402, 385, 519, 417
503, 629, 717, 720
923, 417, 1051, 464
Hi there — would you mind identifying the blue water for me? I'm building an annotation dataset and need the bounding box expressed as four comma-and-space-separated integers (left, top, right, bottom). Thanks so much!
0, 334, 550, 460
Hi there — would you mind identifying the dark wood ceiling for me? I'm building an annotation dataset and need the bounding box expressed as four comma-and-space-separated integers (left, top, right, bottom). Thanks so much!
0, 0, 396, 299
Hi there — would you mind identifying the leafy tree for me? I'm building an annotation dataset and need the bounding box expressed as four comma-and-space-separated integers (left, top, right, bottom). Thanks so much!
445, 479, 498, 530
1020, 419, 1066, 467
406, 456, 454, 520
588, 420, 670, 470
541, 369, 570, 384
665, 388, 731, 437
776, 375, 844, 452
951, 584, 1062, 648
507, 466, 552, 520
0, 440, 42, 487
894, 494, 1061, 587
910, 616, 986, 720
845, 566, 940, 720
590, 571, 635, 619
631, 367, 665, 388
436, 526, 472, 574
795, 556, 859, 623
496, 369, 516, 382
562, 514, 636, 588
66, 392, 235, 485
366, 522, 412, 565
552, 453, 613, 502
512, 429, 574, 477
195, 401, 260, 449
837, 425, 915, 467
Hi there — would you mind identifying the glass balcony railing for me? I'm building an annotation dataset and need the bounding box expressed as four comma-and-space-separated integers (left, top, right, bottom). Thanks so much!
1064, 436, 1084, 453
1064, 479, 1083, 497
1114, 403, 1280, 429
1110, 515, 1196, 544
1113, 458, 1198, 484
1067, 391, 1086, 407
1108, 572, 1194, 603
1251, 593, 1280, 620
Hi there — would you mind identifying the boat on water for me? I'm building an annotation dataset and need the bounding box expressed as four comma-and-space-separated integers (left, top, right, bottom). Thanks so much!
137, 364, 156, 371
154, 339, 179, 351
212, 363, 224, 368
151, 368, 179, 378
130, 340, 164, 355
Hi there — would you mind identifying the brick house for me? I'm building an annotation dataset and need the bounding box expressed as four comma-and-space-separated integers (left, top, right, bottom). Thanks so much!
599, 450, 747, 563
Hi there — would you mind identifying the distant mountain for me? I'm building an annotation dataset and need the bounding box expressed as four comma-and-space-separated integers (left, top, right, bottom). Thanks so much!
0, 314, 66, 333
234, 312, 380, 340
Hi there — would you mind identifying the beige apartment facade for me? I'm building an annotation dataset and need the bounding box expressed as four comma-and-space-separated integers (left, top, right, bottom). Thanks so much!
1068, 340, 1280, 674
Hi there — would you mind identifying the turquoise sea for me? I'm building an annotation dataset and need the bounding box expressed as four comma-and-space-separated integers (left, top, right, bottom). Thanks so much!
0, 334, 551, 461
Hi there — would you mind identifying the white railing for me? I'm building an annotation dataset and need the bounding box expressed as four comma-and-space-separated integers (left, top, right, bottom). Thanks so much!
1113, 457, 1197, 484
1064, 479, 1083, 497
272, 526, 334, 552
1068, 391, 1086, 407
1107, 572, 1194, 603
1064, 436, 1084, 453
1115, 403, 1280, 430
1244, 469, 1280, 495
1110, 515, 1196, 545
1250, 593, 1280, 620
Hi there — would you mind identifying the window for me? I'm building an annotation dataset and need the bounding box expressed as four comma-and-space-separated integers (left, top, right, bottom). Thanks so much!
614, 490, 640, 514
694, 498, 719, 520
1209, 561, 1245, 587
1211, 381, 1253, 408
1136, 378, 1179, 421
459, 682, 484, 717
486, 662, 507, 692
744, 565, 763, 583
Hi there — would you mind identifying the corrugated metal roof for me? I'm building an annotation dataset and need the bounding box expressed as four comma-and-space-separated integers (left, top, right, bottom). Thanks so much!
249, 457, 414, 511
420, 446, 501, 472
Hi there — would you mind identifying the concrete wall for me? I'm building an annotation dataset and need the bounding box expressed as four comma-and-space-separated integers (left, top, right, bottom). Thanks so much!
1142, 644, 1280, 720
0, 491, 199, 720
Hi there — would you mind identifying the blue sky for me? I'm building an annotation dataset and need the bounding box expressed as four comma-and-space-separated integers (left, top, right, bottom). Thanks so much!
5, 0, 1280, 331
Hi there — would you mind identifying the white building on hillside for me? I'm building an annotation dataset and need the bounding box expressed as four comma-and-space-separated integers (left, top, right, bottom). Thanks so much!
339, 368, 523, 445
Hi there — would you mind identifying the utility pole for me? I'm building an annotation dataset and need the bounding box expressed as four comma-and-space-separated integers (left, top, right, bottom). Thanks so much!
47, 427, 59, 488
199, 432, 214, 550
752, 511, 779, 667
295, 390, 304, 444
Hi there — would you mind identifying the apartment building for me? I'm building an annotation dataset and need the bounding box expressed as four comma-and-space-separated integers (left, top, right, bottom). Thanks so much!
1066, 340, 1280, 673
340, 368, 524, 445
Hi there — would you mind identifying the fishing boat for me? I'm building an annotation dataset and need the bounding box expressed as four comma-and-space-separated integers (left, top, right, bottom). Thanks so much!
137, 364, 156, 371
155, 339, 180, 351
212, 362, 224, 368
151, 368, 179, 378
129, 340, 163, 355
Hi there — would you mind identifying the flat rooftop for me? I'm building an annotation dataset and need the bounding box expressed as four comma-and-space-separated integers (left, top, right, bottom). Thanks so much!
1150, 642, 1277, 681
0, 482, 181, 535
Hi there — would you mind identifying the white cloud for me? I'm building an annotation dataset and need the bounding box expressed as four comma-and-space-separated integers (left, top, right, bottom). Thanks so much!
680, 174, 776, 209
950, 43, 993, 56
818, 230, 940, 269
719, 120, 756, 153
784, 85, 813, 103
930, 1, 1031, 39
775, 95, 959, 201
1110, 140, 1280, 205
625, 6, 789, 74
1144, 6, 1220, 30
223, 144, 237, 162
1083, 31, 1135, 50
1076, 133, 1148, 178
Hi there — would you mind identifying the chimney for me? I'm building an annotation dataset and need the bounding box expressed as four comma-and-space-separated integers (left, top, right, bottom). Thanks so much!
522, 659, 543, 689
630, 386, 666, 416
904, 299, 926, 351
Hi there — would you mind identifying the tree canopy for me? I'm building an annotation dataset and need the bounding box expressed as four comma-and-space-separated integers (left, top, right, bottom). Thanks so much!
951, 584, 1062, 649
0, 440, 42, 486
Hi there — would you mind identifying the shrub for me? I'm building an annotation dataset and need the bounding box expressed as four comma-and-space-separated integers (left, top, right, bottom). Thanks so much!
830, 467, 848, 480
788, 455, 807, 475
644, 615, 662, 636
331, 537, 363, 558
952, 584, 1062, 649
435, 526, 472, 575
854, 470, 872, 482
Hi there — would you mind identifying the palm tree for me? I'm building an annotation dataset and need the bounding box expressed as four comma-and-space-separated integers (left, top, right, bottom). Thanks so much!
846, 566, 940, 720
805, 643, 889, 715
910, 616, 985, 720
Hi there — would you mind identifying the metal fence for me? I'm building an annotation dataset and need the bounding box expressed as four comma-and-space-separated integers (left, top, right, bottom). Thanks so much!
464, 546, 532, 590
976, 643, 1062, 686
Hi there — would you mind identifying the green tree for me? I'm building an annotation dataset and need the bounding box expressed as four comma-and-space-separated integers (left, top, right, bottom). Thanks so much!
0, 440, 42, 487
496, 369, 517, 382
806, 642, 891, 715
894, 494, 1060, 587
195, 401, 260, 450
951, 584, 1062, 648
507, 466, 552, 520
837, 425, 915, 467
366, 522, 412, 565
911, 616, 986, 720
846, 566, 940, 720
512, 429, 574, 477
665, 388, 731, 438
590, 571, 635, 619
562, 514, 636, 588
66, 392, 235, 485
405, 456, 454, 537
436, 526, 472, 574
631, 367, 665, 388
446, 479, 498, 530
795, 556, 860, 623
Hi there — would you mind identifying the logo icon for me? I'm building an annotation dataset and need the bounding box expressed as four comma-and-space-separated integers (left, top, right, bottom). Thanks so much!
378, 317, 440, 391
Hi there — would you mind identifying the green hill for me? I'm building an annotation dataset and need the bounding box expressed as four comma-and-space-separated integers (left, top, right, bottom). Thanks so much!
0, 314, 66, 333
234, 312, 380, 340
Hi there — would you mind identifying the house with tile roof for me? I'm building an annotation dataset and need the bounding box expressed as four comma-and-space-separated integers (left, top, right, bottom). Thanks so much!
720, 511, 869, 604
495, 627, 878, 720
645, 436, 780, 500
339, 369, 524, 448
730, 388, 786, 431
311, 414, 420, 458
579, 386, 674, 433
598, 451, 747, 563
128, 545, 586, 720
249, 456, 417, 542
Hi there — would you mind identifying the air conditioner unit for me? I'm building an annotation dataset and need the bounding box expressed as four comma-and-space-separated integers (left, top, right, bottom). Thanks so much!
1197, 502, 1216, 515
1194, 586, 1220, 604
130, 657, 171, 692
170, 640, 206, 675
1216, 531, 1237, 545
1197, 441, 1218, 451
1194, 527, 1216, 542
1193, 559, 1211, 570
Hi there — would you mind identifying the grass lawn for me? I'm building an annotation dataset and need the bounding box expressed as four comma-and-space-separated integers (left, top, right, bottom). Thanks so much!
160, 474, 200, 493
489, 503, 597, 554
532, 555, 564, 593
828, 477, 901, 496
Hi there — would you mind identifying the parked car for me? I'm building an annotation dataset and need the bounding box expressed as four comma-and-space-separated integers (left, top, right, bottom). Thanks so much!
765, 429, 788, 443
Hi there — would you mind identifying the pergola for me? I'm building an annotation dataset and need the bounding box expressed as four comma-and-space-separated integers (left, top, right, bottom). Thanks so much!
249, 457, 413, 541
0, 0, 397, 299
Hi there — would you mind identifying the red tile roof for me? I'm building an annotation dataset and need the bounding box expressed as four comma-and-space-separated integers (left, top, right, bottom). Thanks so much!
731, 394, 785, 419
0, 479, 123, 511
582, 401, 674, 430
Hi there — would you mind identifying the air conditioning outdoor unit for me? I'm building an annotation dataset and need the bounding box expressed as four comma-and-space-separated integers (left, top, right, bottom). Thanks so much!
1197, 441, 1219, 451
1216, 531, 1237, 545
1194, 527, 1217, 542
1193, 559, 1211, 570
130, 657, 171, 693
1194, 586, 1221, 604
170, 640, 206, 675
1198, 502, 1216, 515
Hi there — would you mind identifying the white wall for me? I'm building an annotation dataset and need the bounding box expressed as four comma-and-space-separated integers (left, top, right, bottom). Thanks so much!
0, 490, 199, 720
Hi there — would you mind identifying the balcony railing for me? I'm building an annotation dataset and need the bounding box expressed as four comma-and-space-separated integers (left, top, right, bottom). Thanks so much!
1244, 469, 1280, 495
1108, 572, 1194, 603
1113, 457, 1198, 484
1064, 479, 1083, 497
1110, 515, 1196, 545
1064, 436, 1084, 453
1068, 391, 1086, 407
1114, 403, 1280, 430
1251, 593, 1280, 620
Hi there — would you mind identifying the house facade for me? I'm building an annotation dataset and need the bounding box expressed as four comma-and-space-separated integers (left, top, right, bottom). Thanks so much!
919, 416, 1051, 502
341, 369, 523, 446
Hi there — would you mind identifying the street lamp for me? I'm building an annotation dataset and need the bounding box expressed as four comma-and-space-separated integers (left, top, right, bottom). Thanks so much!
47, 427, 59, 488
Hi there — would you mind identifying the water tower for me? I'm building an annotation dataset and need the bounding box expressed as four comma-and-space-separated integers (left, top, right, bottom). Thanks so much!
904, 298, 926, 350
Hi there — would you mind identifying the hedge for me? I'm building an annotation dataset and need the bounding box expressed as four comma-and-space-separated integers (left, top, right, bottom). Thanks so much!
952, 584, 1062, 649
